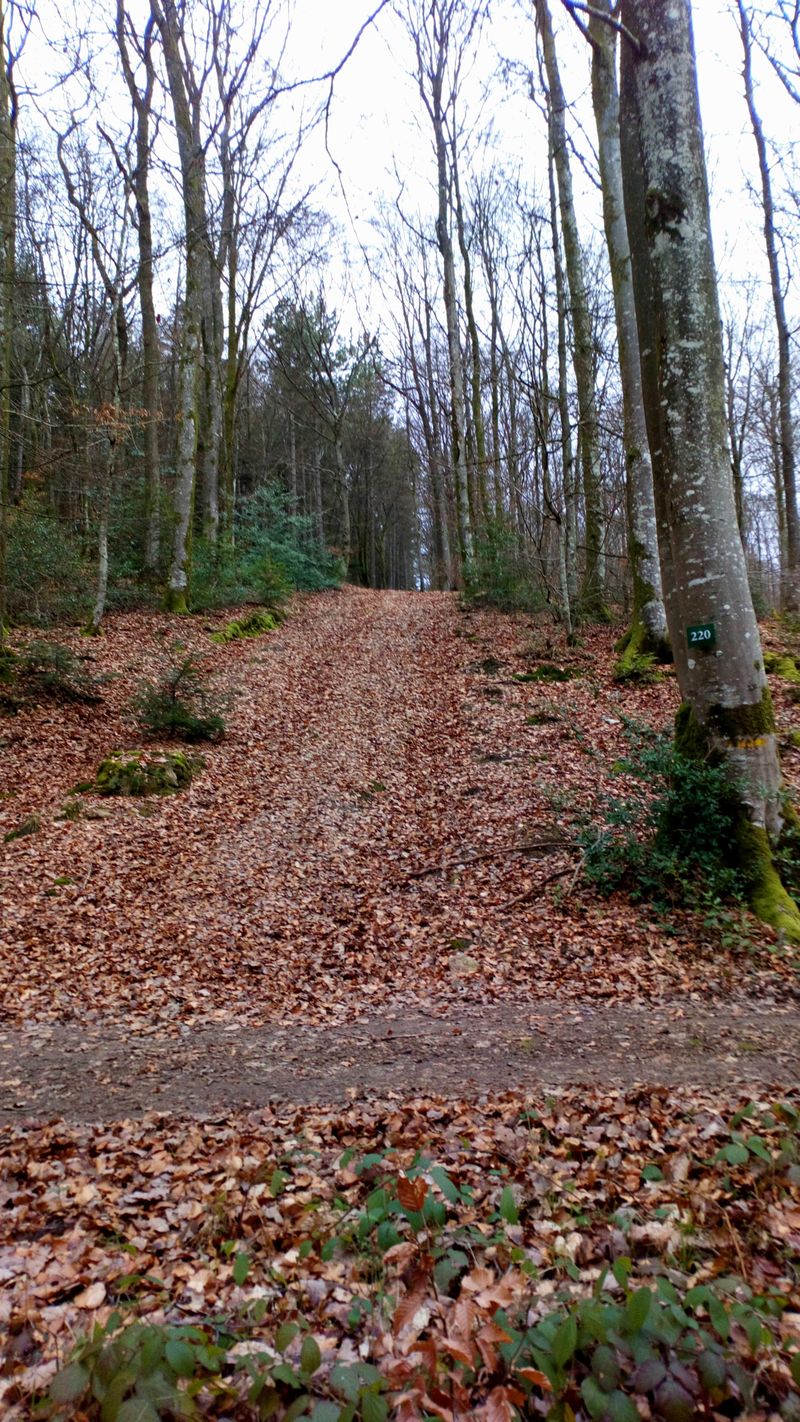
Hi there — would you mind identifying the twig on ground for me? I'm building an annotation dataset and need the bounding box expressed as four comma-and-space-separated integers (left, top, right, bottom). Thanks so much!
498, 862, 576, 912
397, 839, 571, 883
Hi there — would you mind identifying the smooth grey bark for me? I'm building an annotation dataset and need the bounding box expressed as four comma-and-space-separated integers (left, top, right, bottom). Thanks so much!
166, 309, 199, 612
547, 131, 577, 618
0, 0, 13, 643
408, 0, 474, 577
151, 0, 220, 546
588, 0, 666, 657
115, 3, 161, 575
737, 0, 799, 612
619, 0, 796, 925
536, 0, 605, 617
450, 131, 488, 527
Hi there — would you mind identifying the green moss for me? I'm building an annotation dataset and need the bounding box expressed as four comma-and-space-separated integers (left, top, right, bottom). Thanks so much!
706, 687, 775, 742
163, 587, 189, 615
736, 819, 800, 944
763, 652, 800, 684
614, 616, 670, 682
4, 813, 41, 843
675, 689, 776, 753
94, 748, 203, 797
211, 608, 280, 644
515, 664, 577, 684
674, 702, 712, 760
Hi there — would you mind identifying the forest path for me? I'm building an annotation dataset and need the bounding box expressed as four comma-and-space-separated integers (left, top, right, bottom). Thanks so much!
2, 999, 799, 1124
2, 587, 799, 1122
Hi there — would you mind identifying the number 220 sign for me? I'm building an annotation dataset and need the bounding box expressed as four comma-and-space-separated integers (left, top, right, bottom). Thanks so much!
687, 622, 716, 649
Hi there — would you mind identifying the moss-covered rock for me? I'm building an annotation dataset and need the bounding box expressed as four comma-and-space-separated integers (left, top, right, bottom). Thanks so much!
515, 664, 577, 684
94, 748, 203, 797
4, 813, 41, 843
763, 652, 800, 684
211, 608, 281, 644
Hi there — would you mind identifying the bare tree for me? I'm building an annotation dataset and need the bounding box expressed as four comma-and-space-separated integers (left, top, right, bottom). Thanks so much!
736, 0, 799, 612
535, 0, 607, 620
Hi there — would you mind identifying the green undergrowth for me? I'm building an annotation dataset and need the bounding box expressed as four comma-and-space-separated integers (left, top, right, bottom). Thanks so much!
93, 748, 203, 796
0, 640, 104, 712
515, 664, 577, 684
45, 1099, 800, 1421
132, 647, 227, 742
463, 520, 548, 614
579, 719, 749, 916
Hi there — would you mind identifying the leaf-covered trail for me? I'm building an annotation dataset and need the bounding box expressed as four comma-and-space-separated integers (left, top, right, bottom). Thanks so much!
1, 587, 798, 1120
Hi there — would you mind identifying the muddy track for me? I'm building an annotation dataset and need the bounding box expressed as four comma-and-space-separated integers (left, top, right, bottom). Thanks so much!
3, 998, 798, 1123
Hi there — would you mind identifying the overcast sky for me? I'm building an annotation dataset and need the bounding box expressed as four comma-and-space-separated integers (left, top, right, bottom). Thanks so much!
26, 0, 800, 342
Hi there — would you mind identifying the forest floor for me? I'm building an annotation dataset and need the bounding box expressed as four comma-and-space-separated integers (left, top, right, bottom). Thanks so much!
1, 588, 799, 1418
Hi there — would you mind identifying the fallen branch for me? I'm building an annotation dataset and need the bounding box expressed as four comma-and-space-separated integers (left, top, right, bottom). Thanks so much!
499, 850, 584, 912
397, 839, 572, 883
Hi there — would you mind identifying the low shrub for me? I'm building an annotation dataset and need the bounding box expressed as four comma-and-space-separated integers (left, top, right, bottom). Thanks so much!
579, 721, 746, 911
13, 641, 104, 704
5, 493, 90, 626
189, 486, 343, 612
94, 748, 202, 796
132, 648, 227, 742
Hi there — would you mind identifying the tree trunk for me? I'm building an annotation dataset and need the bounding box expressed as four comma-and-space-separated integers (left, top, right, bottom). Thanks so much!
548, 133, 577, 618
737, 0, 799, 612
116, 5, 161, 576
620, 0, 800, 941
152, 0, 220, 556
165, 309, 199, 613
451, 135, 488, 527
588, 0, 667, 665
0, 0, 13, 644
536, 0, 606, 619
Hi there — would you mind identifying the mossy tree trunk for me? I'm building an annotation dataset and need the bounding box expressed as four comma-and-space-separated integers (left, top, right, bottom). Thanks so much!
536, 0, 607, 621
620, 0, 800, 941
0, 0, 13, 646
587, 0, 667, 665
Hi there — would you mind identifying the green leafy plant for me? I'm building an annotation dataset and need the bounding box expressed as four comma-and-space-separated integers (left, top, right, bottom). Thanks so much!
497, 1267, 791, 1421
189, 486, 343, 613
5, 491, 89, 626
132, 647, 227, 742
580, 721, 747, 911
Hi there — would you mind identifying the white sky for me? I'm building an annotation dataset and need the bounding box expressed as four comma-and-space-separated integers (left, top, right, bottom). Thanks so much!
21, 0, 800, 345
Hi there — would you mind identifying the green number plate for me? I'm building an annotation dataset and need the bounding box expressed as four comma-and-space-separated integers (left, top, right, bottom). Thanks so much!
687, 622, 716, 649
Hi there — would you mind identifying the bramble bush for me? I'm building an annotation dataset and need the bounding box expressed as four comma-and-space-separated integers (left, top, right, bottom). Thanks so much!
579, 721, 747, 911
